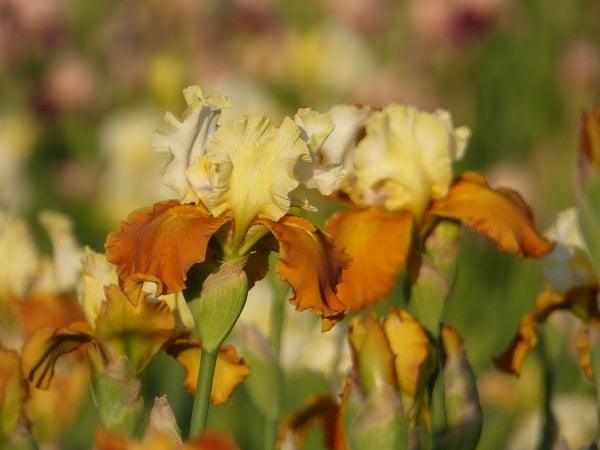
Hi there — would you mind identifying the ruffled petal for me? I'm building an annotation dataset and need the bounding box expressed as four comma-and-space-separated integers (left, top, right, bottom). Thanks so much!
205, 115, 309, 237
21, 322, 94, 389
325, 208, 413, 310
349, 105, 465, 217
105, 200, 230, 294
428, 172, 553, 258
494, 289, 568, 376
152, 86, 231, 202
166, 339, 250, 405
257, 215, 351, 323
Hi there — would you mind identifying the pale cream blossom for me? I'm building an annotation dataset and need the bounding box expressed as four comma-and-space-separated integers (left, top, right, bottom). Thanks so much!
152, 85, 343, 246
543, 208, 596, 293
345, 104, 470, 217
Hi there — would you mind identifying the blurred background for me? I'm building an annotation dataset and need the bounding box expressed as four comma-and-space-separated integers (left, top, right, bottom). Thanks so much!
1, 0, 599, 448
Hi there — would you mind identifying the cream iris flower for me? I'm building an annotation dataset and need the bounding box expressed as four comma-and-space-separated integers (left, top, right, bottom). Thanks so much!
317, 101, 551, 319
347, 105, 470, 218
106, 86, 350, 323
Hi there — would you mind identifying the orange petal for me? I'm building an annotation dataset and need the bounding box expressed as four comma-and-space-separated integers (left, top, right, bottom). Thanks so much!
166, 339, 250, 405
428, 172, 553, 258
105, 200, 230, 294
22, 322, 94, 389
325, 207, 414, 311
95, 285, 176, 375
18, 293, 85, 339
0, 348, 27, 436
575, 327, 595, 381
258, 215, 351, 321
494, 289, 565, 376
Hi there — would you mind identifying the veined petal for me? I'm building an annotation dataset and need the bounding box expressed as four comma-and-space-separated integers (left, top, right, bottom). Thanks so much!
152, 86, 231, 202
349, 105, 467, 217
22, 322, 94, 389
325, 208, 413, 310
204, 115, 309, 239
95, 284, 176, 375
428, 172, 553, 258
105, 200, 230, 294
166, 339, 250, 405
257, 215, 351, 323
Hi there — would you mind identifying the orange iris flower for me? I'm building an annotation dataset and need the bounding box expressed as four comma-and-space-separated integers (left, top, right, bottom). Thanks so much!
314, 104, 553, 328
104, 86, 350, 325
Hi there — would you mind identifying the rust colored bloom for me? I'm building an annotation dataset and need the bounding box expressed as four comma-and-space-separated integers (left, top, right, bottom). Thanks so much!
317, 103, 552, 322
105, 86, 350, 324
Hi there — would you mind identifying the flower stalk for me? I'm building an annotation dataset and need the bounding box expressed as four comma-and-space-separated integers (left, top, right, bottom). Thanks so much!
188, 257, 250, 436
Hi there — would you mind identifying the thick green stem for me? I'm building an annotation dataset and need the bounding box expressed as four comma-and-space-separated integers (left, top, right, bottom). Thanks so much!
188, 257, 250, 437
189, 348, 218, 437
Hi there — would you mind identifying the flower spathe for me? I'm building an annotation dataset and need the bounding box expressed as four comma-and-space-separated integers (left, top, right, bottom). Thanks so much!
319, 103, 553, 316
105, 86, 349, 323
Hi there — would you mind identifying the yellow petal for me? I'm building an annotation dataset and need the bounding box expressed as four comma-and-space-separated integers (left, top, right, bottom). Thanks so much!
105, 200, 230, 294
166, 339, 250, 405
258, 215, 351, 322
94, 284, 176, 375
326, 207, 413, 311
348, 314, 397, 394
152, 85, 231, 202
383, 308, 433, 414
428, 172, 554, 258
21, 322, 94, 389
204, 115, 309, 239
349, 105, 467, 217
78, 247, 118, 326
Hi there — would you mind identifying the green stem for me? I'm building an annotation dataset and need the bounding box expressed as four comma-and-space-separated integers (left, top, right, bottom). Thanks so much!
189, 348, 218, 437
264, 285, 287, 450
536, 333, 556, 450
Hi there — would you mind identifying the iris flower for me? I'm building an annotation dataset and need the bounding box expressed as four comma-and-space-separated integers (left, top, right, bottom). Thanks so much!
105, 86, 350, 324
315, 104, 553, 327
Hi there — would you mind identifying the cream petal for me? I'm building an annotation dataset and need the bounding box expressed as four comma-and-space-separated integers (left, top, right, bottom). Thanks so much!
349, 104, 469, 218
37, 211, 83, 292
320, 104, 371, 171
543, 208, 596, 292
0, 212, 39, 302
151, 86, 231, 202
77, 247, 118, 326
